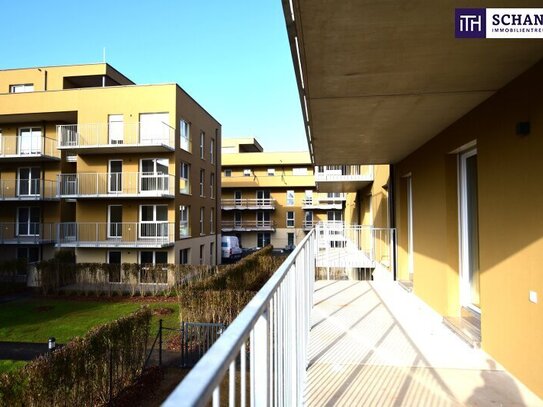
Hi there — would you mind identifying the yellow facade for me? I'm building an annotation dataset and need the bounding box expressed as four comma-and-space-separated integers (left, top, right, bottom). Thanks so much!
0, 63, 221, 266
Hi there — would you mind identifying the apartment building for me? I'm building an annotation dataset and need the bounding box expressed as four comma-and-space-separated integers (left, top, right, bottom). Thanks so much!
283, 0, 543, 399
221, 138, 371, 249
0, 63, 221, 268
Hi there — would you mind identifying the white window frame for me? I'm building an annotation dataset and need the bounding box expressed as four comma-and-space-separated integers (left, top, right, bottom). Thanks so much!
286, 211, 295, 228
267, 168, 275, 176
180, 162, 191, 195
107, 205, 123, 238
10, 84, 34, 93
210, 173, 215, 199
139, 204, 168, 239
17, 167, 40, 197
200, 132, 205, 159
210, 138, 215, 164
108, 160, 123, 193
18, 127, 42, 155
200, 169, 205, 197
179, 205, 190, 238
286, 190, 295, 206
16, 207, 40, 236
180, 119, 191, 152
243, 169, 251, 177
140, 158, 169, 194
108, 114, 124, 144
293, 167, 308, 176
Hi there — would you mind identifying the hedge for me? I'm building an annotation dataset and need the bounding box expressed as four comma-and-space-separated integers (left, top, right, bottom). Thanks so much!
0, 307, 152, 407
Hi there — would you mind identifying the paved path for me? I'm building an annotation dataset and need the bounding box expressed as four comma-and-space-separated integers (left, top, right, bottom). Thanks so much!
0, 341, 55, 361
305, 280, 543, 406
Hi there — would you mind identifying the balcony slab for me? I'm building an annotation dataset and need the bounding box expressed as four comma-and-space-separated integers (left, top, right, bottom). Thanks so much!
305, 280, 543, 406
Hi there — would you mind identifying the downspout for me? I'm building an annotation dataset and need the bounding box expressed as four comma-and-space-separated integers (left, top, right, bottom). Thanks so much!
389, 164, 397, 281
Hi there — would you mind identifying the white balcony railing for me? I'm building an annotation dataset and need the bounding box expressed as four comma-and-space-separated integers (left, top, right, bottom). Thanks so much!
314, 165, 373, 182
221, 198, 276, 210
301, 197, 343, 210
221, 220, 275, 231
0, 179, 57, 200
0, 135, 60, 159
164, 229, 316, 406
0, 223, 56, 244
56, 222, 175, 248
57, 173, 175, 198
57, 122, 175, 150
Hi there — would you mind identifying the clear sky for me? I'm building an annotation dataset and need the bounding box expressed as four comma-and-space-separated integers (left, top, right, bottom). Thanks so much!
0, 0, 307, 152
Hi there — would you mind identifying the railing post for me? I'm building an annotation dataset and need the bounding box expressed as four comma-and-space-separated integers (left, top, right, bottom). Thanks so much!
251, 308, 269, 406
159, 319, 163, 367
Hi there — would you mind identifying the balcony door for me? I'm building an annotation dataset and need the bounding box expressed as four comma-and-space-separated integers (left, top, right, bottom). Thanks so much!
17, 207, 39, 236
140, 158, 168, 194
18, 167, 40, 196
256, 211, 270, 227
108, 205, 123, 239
139, 113, 169, 144
108, 114, 124, 144
459, 149, 480, 312
18, 128, 41, 155
256, 190, 270, 206
234, 212, 242, 228
140, 204, 168, 238
305, 211, 313, 228
108, 160, 123, 193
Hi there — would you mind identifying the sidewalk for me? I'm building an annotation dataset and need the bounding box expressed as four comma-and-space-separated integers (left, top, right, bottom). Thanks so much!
305, 280, 543, 406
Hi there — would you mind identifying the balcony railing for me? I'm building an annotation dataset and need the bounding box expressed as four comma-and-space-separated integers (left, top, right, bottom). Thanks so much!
303, 220, 316, 230
0, 135, 60, 160
56, 222, 175, 248
164, 229, 316, 406
57, 122, 175, 151
221, 220, 275, 232
57, 173, 175, 198
221, 198, 276, 210
0, 223, 56, 244
301, 197, 343, 210
314, 165, 373, 182
0, 179, 58, 201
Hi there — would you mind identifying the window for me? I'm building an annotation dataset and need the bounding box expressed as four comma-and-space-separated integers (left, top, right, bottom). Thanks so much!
267, 168, 275, 176
199, 244, 204, 265
234, 212, 242, 227
108, 114, 124, 144
287, 233, 294, 247
304, 190, 313, 206
210, 242, 215, 266
10, 84, 34, 93
286, 190, 295, 206
179, 248, 190, 265
210, 173, 215, 198
108, 205, 123, 238
256, 190, 270, 206
210, 208, 214, 234
139, 113, 169, 144
225, 169, 232, 177
200, 207, 204, 235
200, 132, 205, 159
18, 127, 42, 155
234, 190, 242, 205
327, 210, 343, 222
140, 251, 168, 264
243, 169, 251, 177
200, 169, 205, 197
17, 167, 40, 196
210, 138, 215, 164
293, 167, 308, 176
108, 160, 123, 193
17, 207, 39, 236
141, 158, 169, 193
17, 247, 39, 264
304, 211, 313, 228
286, 211, 295, 228
180, 119, 191, 151
180, 162, 191, 194
257, 232, 271, 248
257, 211, 270, 227
107, 251, 122, 283
179, 205, 190, 238
139, 205, 168, 238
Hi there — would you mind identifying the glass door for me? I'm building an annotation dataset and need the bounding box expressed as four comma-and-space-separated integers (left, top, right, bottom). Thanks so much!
140, 158, 168, 193
256, 190, 270, 206
17, 207, 39, 236
108, 160, 123, 193
108, 115, 124, 144
459, 149, 480, 312
18, 128, 41, 155
108, 205, 122, 239
18, 168, 40, 197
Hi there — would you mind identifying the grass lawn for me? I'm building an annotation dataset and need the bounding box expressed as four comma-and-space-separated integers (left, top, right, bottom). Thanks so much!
0, 360, 27, 373
0, 297, 180, 344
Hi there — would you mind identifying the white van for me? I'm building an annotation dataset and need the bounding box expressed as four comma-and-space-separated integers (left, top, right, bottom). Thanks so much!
221, 236, 242, 261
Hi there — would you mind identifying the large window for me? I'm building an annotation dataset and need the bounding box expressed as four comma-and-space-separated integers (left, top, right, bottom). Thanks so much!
257, 211, 270, 227
140, 158, 168, 193
17, 207, 39, 236
286, 211, 295, 228
179, 248, 190, 264
140, 251, 168, 264
139, 205, 168, 238
107, 251, 122, 283
286, 190, 295, 206
256, 190, 270, 206
180, 162, 191, 194
139, 113, 169, 144
179, 205, 190, 238
18, 127, 42, 155
10, 84, 34, 93
257, 232, 271, 248
17, 167, 40, 196
180, 119, 191, 151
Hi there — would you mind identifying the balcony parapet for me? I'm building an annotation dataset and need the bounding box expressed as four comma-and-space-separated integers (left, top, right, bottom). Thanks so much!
221, 198, 275, 210
0, 223, 56, 244
221, 220, 275, 232
0, 179, 58, 201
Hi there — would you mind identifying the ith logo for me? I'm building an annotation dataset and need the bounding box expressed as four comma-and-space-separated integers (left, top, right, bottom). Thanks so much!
455, 8, 486, 38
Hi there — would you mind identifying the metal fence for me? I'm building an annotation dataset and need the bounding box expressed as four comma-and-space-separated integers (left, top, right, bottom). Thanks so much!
180, 322, 226, 368
163, 229, 315, 407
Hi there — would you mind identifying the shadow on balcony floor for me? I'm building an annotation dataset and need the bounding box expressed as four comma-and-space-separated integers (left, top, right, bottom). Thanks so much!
305, 280, 543, 406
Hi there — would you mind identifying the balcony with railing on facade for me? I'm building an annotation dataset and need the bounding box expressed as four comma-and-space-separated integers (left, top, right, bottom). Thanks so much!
0, 134, 60, 161
222, 173, 315, 188
56, 222, 175, 248
314, 165, 374, 192
0, 179, 58, 201
57, 173, 175, 199
303, 219, 317, 231
221, 220, 275, 232
302, 196, 344, 210
221, 198, 276, 211
56, 122, 175, 154
0, 223, 56, 244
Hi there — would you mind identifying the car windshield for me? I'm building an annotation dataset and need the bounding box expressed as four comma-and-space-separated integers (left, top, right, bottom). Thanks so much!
221, 242, 228, 247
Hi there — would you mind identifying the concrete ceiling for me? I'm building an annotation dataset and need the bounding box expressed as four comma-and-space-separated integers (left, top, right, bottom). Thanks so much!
284, 0, 543, 164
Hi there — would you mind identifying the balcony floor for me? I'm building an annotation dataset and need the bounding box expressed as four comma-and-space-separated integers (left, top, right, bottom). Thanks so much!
305, 280, 543, 406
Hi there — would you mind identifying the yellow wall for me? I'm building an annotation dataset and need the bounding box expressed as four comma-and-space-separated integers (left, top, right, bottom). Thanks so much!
394, 61, 543, 398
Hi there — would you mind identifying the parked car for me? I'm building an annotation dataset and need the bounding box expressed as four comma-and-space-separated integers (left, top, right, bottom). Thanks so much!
221, 236, 243, 261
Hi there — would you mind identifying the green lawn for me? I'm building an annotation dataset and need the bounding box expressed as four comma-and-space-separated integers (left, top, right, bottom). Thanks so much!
0, 298, 180, 344
0, 360, 27, 373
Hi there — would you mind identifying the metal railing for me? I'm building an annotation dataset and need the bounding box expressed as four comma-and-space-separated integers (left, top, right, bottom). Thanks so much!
0, 223, 56, 244
221, 198, 276, 210
56, 222, 175, 247
57, 173, 175, 197
57, 122, 175, 149
164, 229, 315, 407
221, 220, 275, 231
314, 165, 373, 182
0, 135, 60, 158
301, 197, 343, 210
0, 179, 57, 200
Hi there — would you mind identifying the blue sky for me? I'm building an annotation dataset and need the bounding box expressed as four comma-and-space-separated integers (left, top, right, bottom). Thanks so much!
0, 0, 307, 152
